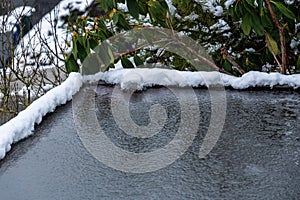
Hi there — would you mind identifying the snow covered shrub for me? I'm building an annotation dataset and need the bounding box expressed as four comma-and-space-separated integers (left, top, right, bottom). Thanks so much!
226, 0, 299, 74
65, 0, 299, 75
65, 0, 201, 73
172, 0, 299, 75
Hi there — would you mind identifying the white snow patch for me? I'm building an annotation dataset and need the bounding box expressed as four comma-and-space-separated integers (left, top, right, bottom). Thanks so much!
222, 71, 300, 89
225, 0, 236, 9
202, 1, 224, 16
183, 12, 199, 21
42, 84, 54, 91
212, 6, 223, 17
245, 48, 256, 52
210, 19, 230, 33
117, 2, 128, 12
284, 0, 294, 5
290, 39, 300, 50
165, 0, 176, 15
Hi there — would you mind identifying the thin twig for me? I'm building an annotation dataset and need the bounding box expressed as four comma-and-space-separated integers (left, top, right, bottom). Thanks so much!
221, 47, 245, 75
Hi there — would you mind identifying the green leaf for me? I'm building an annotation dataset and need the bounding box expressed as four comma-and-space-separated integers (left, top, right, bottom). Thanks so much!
158, 0, 169, 10
245, 0, 255, 7
113, 13, 119, 24
66, 54, 79, 73
117, 14, 131, 30
114, 57, 120, 64
241, 14, 251, 35
271, 1, 295, 20
265, 32, 280, 55
76, 41, 88, 62
88, 38, 99, 50
297, 55, 300, 70
101, 0, 115, 12
138, 2, 148, 15
98, 21, 107, 30
134, 55, 144, 66
149, 1, 167, 25
223, 60, 233, 72
121, 57, 135, 68
71, 38, 78, 60
98, 31, 108, 41
76, 36, 85, 48
261, 14, 273, 29
258, 0, 264, 16
243, 0, 255, 13
127, 0, 139, 19
250, 14, 264, 36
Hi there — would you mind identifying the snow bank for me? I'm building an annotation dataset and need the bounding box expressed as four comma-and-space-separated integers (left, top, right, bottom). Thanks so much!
0, 73, 82, 159
99, 69, 300, 90
222, 71, 300, 89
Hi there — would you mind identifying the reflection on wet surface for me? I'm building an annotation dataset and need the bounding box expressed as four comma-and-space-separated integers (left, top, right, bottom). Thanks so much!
0, 86, 299, 199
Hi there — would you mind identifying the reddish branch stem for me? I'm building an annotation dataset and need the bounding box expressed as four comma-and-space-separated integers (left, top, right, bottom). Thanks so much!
221, 48, 245, 75
265, 0, 287, 74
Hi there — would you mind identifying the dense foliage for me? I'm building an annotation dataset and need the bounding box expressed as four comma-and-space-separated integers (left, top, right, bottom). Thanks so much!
65, 0, 300, 76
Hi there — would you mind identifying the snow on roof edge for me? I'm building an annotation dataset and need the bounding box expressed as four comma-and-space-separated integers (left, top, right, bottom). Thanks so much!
0, 72, 82, 160
98, 68, 300, 90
